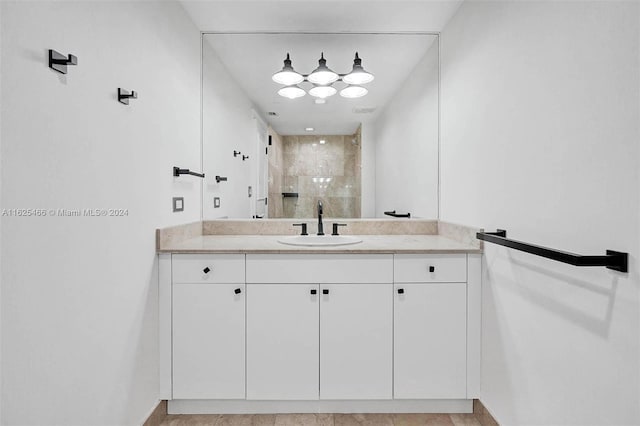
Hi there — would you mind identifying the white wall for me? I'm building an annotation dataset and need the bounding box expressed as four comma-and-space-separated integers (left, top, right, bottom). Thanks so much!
202, 41, 258, 219
0, 1, 201, 425
0, 3, 3, 423
441, 2, 639, 425
372, 41, 439, 219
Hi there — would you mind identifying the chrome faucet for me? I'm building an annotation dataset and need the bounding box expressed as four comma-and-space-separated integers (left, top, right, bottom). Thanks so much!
317, 200, 324, 235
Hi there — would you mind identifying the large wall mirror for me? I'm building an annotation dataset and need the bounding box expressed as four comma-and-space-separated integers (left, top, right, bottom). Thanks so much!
201, 32, 439, 220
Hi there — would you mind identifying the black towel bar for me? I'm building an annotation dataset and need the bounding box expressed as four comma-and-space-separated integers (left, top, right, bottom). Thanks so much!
384, 210, 410, 218
173, 166, 205, 178
477, 229, 628, 273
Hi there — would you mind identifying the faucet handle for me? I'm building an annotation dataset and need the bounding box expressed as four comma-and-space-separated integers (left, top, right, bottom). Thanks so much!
293, 223, 308, 236
332, 223, 347, 236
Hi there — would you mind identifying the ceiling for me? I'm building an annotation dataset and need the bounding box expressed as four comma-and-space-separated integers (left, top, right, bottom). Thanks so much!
179, 1, 463, 33
204, 33, 437, 135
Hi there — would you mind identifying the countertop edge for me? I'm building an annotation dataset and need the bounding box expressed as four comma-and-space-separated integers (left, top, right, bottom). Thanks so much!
158, 248, 483, 254
157, 230, 483, 254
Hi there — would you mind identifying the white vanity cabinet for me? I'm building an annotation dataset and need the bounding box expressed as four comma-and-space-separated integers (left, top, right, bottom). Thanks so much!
171, 254, 246, 399
246, 254, 394, 401
393, 254, 467, 399
159, 250, 481, 413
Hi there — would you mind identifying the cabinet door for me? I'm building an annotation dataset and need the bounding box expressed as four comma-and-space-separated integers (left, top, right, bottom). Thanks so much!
246, 284, 319, 400
173, 284, 245, 399
394, 283, 467, 399
320, 283, 393, 400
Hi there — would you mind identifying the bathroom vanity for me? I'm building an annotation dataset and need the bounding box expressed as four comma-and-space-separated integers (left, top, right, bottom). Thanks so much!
157, 220, 482, 414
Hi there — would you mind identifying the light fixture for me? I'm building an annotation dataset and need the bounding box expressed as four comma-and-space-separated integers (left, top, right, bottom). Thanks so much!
307, 53, 339, 85
314, 99, 326, 105
272, 53, 304, 85
308, 84, 337, 99
343, 52, 374, 85
273, 52, 373, 99
277, 84, 306, 99
340, 85, 368, 98
305, 127, 315, 132
319, 139, 326, 144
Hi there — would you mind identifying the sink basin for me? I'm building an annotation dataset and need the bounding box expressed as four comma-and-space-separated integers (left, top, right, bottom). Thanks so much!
277, 235, 363, 247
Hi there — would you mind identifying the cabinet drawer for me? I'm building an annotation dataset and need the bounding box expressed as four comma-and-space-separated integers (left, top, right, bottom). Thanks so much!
172, 254, 245, 284
394, 254, 466, 283
246, 254, 393, 284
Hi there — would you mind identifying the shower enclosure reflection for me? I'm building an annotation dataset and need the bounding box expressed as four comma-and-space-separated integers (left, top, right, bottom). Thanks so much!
268, 127, 361, 218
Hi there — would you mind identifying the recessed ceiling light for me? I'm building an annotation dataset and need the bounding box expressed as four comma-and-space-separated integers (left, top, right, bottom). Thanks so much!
319, 139, 326, 144
305, 127, 314, 132
315, 99, 326, 105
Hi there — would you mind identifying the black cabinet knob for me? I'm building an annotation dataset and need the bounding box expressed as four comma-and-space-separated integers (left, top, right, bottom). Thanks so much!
322, 289, 329, 295
397, 288, 405, 294
429, 266, 435, 272
310, 289, 317, 295
203, 267, 211, 274
234, 288, 242, 294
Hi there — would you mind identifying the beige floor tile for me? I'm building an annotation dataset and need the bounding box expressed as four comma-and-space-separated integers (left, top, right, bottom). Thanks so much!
449, 414, 482, 426
159, 414, 220, 426
392, 413, 454, 426
158, 413, 489, 426
472, 400, 483, 416
334, 413, 394, 426
475, 415, 498, 426
250, 414, 278, 426
274, 413, 333, 426
215, 414, 278, 426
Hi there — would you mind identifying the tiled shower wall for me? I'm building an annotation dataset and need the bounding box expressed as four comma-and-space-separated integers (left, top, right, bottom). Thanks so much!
267, 127, 285, 218
268, 126, 362, 218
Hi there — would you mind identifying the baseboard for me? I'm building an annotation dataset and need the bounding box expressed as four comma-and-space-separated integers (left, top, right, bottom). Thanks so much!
142, 400, 167, 426
473, 399, 499, 425
168, 399, 473, 414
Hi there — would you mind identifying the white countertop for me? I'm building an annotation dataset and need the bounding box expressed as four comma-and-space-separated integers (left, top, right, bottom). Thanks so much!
158, 234, 481, 254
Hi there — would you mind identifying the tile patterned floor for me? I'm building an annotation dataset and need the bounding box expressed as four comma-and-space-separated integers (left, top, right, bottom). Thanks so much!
158, 412, 497, 426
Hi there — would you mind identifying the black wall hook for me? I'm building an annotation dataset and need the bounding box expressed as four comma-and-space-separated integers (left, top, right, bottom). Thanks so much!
173, 167, 205, 178
49, 49, 77, 74
118, 88, 138, 105
215, 176, 228, 183
233, 150, 242, 157
242, 155, 250, 161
